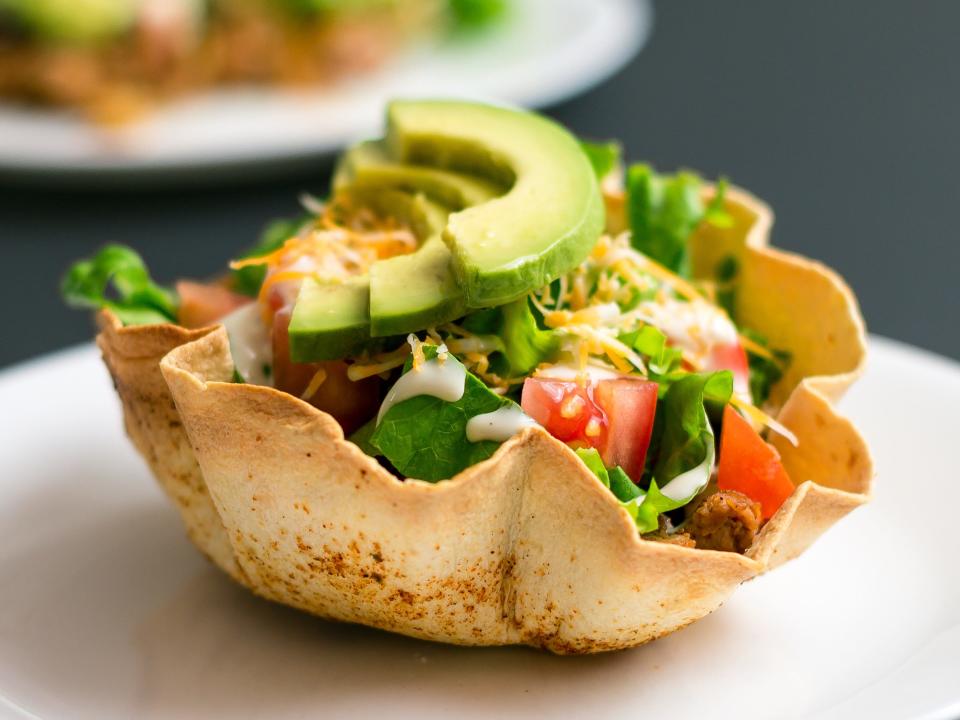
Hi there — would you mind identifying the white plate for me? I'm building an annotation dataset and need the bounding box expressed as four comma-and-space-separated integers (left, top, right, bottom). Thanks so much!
0, 0, 650, 178
1, 335, 957, 720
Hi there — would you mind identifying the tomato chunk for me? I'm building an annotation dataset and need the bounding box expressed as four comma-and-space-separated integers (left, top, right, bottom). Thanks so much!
522, 375, 657, 481
593, 379, 658, 481
705, 341, 751, 400
176, 280, 250, 328
717, 404, 794, 519
272, 308, 380, 435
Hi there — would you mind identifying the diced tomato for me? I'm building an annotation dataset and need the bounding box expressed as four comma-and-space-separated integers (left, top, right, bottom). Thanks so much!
594, 379, 659, 481
176, 280, 250, 328
705, 341, 751, 399
717, 404, 795, 519
521, 379, 598, 442
271, 308, 380, 435
521, 376, 658, 481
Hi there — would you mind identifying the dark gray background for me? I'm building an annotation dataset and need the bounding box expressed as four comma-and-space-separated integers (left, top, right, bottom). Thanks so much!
1, 0, 957, 369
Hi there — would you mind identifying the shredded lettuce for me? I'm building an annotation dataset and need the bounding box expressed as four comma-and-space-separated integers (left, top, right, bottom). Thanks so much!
580, 140, 621, 180
369, 345, 521, 481
61, 244, 178, 326
626, 165, 731, 276
231, 216, 304, 297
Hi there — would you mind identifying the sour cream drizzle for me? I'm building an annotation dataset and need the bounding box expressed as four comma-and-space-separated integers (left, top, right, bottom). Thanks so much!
466, 406, 538, 443
221, 303, 273, 387
376, 350, 466, 425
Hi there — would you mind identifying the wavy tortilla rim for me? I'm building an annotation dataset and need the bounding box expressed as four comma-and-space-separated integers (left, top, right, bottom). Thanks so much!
95, 184, 872, 652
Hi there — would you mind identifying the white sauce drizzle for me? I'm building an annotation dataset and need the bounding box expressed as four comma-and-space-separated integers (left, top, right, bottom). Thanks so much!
220, 303, 273, 387
376, 355, 466, 425
637, 297, 739, 355
466, 406, 538, 443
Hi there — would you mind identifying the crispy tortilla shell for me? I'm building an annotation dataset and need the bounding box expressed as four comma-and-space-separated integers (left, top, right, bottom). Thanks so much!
95, 185, 872, 652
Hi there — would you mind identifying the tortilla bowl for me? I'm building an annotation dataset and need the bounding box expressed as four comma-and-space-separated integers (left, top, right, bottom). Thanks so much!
94, 186, 872, 653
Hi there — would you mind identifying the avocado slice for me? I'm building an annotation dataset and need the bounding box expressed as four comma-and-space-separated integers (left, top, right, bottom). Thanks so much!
369, 235, 466, 337
333, 150, 505, 338
288, 277, 370, 363
288, 189, 459, 358
386, 100, 605, 307
288, 101, 604, 360
335, 140, 504, 210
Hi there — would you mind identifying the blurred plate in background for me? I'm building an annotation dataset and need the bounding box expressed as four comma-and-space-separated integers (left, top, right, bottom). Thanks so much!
0, 0, 650, 179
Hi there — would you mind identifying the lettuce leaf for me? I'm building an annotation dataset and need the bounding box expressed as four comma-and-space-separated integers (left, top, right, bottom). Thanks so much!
369, 346, 520, 481
61, 244, 177, 326
348, 417, 379, 456
459, 298, 559, 377
628, 372, 734, 531
575, 448, 641, 502
231, 216, 304, 297
741, 328, 792, 405
626, 165, 731, 276
620, 324, 683, 379
576, 448, 651, 530
500, 298, 561, 375
580, 140, 621, 180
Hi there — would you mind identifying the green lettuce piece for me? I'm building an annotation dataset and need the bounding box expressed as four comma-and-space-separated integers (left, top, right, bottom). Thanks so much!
741, 328, 792, 405
633, 372, 732, 528
652, 371, 731, 484
61, 244, 177, 326
348, 418, 379, 456
369, 346, 519, 481
626, 165, 731, 276
448, 0, 507, 30
500, 298, 560, 376
460, 306, 501, 334
576, 447, 610, 488
608, 465, 641, 502
458, 299, 559, 377
580, 140, 621, 180
575, 448, 646, 529
620, 324, 683, 377
231, 216, 304, 297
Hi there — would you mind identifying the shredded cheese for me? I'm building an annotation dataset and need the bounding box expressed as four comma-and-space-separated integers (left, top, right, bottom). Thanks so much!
300, 367, 328, 400
731, 395, 799, 447
408, 334, 425, 370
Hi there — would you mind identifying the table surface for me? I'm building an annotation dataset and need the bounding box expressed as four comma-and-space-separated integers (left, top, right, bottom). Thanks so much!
1, 0, 957, 368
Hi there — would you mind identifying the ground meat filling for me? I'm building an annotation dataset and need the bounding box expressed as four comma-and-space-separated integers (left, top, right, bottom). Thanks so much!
685, 490, 761, 553
645, 515, 696, 548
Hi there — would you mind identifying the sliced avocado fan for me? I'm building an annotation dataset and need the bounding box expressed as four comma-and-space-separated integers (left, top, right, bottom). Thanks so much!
289, 188, 453, 361
289, 100, 604, 362
387, 100, 604, 307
